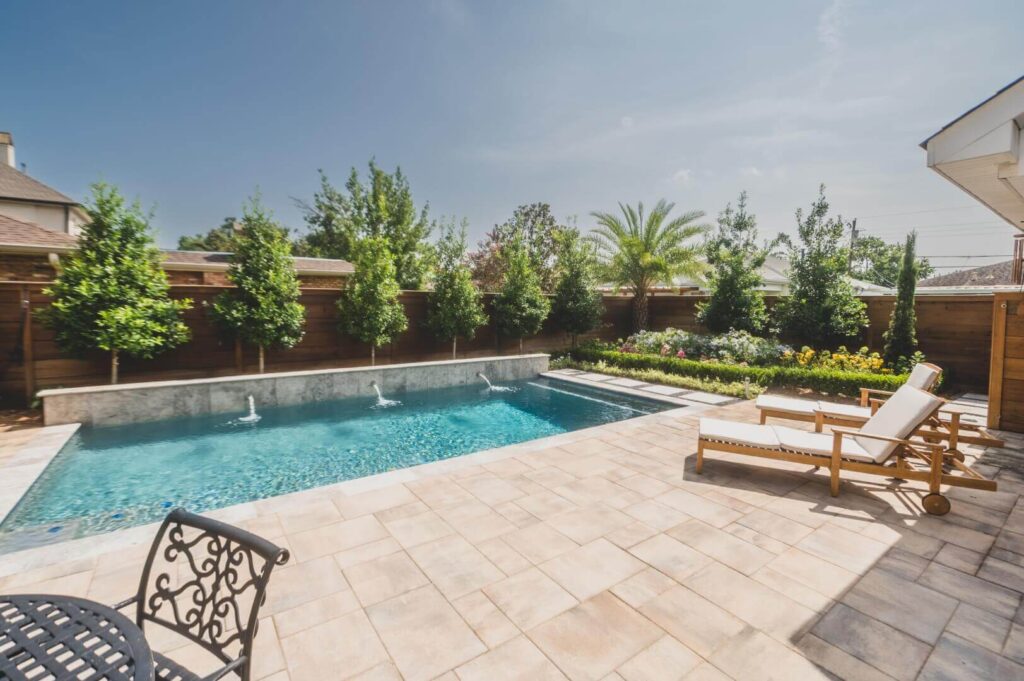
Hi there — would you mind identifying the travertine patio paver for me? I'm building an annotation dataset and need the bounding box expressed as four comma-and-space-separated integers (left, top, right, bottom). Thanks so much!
1, 397, 1022, 680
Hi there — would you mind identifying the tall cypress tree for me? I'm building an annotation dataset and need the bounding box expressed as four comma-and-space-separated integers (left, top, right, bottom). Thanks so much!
493, 238, 551, 353
883, 232, 919, 368
210, 196, 305, 373
426, 218, 487, 358
42, 183, 192, 384
338, 236, 408, 365
551, 229, 604, 348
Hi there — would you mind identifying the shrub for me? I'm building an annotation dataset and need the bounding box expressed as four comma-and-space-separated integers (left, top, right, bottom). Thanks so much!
780, 346, 888, 374
549, 357, 761, 398
622, 328, 790, 366
569, 348, 907, 396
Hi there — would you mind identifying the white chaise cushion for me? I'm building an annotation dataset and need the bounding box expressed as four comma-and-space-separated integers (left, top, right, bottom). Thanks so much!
772, 426, 875, 463
699, 418, 780, 448
816, 401, 872, 420
755, 394, 816, 416
907, 363, 942, 391
854, 385, 943, 462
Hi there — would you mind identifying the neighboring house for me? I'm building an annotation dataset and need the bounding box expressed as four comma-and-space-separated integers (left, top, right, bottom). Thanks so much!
0, 132, 354, 287
599, 253, 893, 296
0, 133, 88, 235
916, 260, 1020, 295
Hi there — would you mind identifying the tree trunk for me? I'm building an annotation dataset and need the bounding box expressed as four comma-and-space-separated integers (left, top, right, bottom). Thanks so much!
632, 291, 649, 332
234, 338, 243, 372
110, 349, 119, 385
371, 345, 376, 367
452, 337, 457, 360
518, 337, 524, 354
258, 344, 265, 373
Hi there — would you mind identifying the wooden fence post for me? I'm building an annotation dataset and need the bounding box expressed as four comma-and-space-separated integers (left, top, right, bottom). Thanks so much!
21, 285, 36, 404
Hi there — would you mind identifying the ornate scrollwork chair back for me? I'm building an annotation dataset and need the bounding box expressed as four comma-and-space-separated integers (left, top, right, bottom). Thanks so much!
117, 508, 289, 681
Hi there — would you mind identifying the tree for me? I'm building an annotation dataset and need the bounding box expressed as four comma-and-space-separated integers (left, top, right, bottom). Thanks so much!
177, 217, 240, 251
41, 183, 191, 384
851, 234, 934, 287
696, 192, 771, 334
210, 196, 305, 373
775, 186, 868, 346
296, 162, 433, 289
883, 232, 920, 368
551, 229, 604, 347
493, 238, 551, 353
590, 200, 708, 332
338, 236, 408, 365
469, 203, 565, 291
426, 219, 487, 358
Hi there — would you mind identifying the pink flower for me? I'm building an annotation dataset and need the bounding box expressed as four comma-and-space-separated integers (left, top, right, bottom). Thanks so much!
676, 349, 686, 359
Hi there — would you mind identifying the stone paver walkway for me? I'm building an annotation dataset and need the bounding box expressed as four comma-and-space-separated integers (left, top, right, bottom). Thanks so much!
1, 399, 1023, 680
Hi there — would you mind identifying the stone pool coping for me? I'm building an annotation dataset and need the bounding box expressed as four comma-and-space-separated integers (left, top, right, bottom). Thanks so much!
0, 405, 701, 577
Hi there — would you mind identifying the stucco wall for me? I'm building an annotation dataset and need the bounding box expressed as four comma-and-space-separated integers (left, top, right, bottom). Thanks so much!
0, 201, 78, 233
39, 354, 550, 427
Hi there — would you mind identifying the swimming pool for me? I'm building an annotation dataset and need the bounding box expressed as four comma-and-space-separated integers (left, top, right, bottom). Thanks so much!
0, 377, 672, 552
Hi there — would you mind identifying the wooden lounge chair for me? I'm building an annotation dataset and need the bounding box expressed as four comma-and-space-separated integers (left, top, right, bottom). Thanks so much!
698, 384, 997, 515
755, 362, 1003, 450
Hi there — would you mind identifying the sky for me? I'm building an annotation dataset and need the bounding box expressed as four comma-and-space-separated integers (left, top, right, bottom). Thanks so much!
2, 1, 1023, 273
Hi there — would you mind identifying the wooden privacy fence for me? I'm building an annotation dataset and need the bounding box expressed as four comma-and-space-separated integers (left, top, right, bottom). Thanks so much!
989, 292, 1024, 432
0, 282, 997, 406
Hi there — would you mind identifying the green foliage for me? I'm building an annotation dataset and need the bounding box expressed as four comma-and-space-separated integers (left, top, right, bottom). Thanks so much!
774, 186, 868, 346
622, 328, 790, 366
338, 236, 408, 351
549, 357, 760, 398
41, 183, 191, 377
210, 196, 305, 350
551, 230, 604, 346
590, 199, 708, 332
469, 203, 566, 291
177, 217, 241, 251
696, 192, 770, 334
883, 232, 920, 367
297, 162, 433, 289
493, 238, 550, 347
851, 234, 934, 287
571, 348, 908, 396
426, 219, 487, 350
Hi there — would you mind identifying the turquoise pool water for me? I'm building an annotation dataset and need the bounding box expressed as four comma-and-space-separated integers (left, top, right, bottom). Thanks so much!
0, 377, 671, 552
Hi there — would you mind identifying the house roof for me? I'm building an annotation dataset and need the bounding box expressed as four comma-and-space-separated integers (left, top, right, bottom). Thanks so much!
0, 214, 79, 250
160, 250, 355, 275
920, 75, 1024, 149
918, 260, 1015, 287
0, 217, 355, 275
0, 163, 79, 205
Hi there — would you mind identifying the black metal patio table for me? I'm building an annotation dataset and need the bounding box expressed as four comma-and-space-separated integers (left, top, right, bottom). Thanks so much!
0, 593, 155, 681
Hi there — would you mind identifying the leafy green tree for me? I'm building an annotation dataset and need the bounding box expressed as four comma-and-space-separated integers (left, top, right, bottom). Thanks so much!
177, 217, 240, 251
883, 232, 920, 368
42, 183, 191, 384
775, 186, 868, 345
426, 219, 487, 358
338, 236, 408, 365
210, 196, 305, 373
493, 238, 551, 352
469, 203, 565, 291
851, 234, 934, 287
297, 162, 433, 289
590, 200, 708, 332
551, 229, 604, 347
697, 192, 771, 334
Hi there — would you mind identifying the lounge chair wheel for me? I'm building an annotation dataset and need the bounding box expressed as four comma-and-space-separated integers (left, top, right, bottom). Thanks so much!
922, 493, 951, 516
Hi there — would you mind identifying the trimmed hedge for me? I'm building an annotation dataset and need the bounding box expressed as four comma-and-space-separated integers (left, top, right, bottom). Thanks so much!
567, 348, 908, 396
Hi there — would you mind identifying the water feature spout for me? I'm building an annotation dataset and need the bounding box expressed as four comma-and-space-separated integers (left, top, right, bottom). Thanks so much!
238, 395, 261, 423
370, 381, 401, 408
477, 372, 516, 393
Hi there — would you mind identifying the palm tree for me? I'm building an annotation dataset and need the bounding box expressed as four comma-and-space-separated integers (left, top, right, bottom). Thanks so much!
590, 200, 708, 332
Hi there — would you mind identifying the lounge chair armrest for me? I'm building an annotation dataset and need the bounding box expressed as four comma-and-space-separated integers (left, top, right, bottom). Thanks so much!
859, 387, 895, 406
830, 427, 944, 451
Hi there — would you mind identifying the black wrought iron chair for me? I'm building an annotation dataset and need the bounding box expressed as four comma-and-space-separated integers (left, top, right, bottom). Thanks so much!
114, 508, 289, 681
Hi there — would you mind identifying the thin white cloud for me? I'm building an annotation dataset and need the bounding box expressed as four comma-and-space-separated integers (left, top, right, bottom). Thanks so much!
816, 0, 849, 88
740, 166, 763, 177
672, 168, 693, 185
